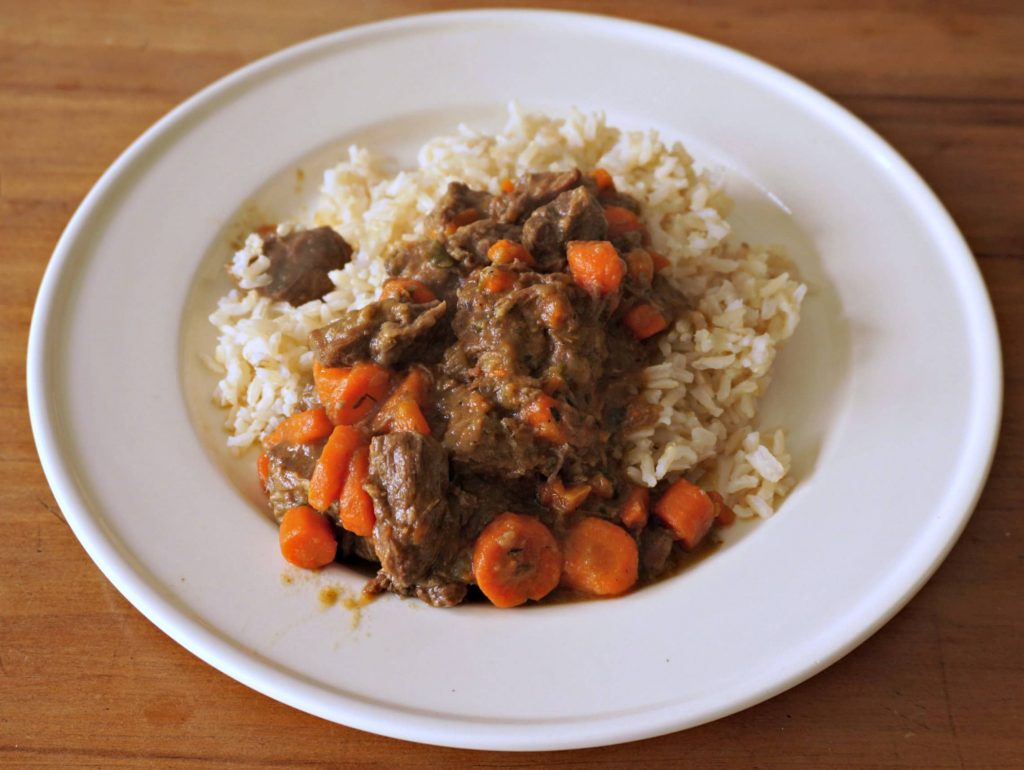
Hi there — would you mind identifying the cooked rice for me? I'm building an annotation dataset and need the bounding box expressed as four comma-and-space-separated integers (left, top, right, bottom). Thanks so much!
207, 105, 806, 518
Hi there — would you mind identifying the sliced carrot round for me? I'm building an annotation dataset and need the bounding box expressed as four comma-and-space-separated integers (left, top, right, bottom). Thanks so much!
561, 517, 639, 597
338, 445, 375, 537
307, 424, 365, 512
314, 361, 391, 425
472, 513, 562, 608
623, 302, 668, 340
262, 407, 333, 447
279, 505, 337, 569
654, 479, 715, 548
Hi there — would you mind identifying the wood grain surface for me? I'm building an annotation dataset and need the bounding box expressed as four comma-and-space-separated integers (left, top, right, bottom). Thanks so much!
2, 1, 1021, 767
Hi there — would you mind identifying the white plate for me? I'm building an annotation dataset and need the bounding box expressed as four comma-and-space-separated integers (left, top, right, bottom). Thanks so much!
27, 10, 1000, 751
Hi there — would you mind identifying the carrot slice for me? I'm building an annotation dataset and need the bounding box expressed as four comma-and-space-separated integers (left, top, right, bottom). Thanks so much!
307, 425, 365, 512
314, 361, 391, 425
257, 451, 270, 493
392, 366, 431, 405
480, 267, 516, 294
472, 512, 562, 608
566, 240, 625, 296
263, 407, 333, 447
372, 368, 432, 435
338, 445, 375, 537
539, 477, 592, 515
279, 505, 337, 569
519, 393, 570, 444
500, 178, 515, 193
380, 278, 436, 303
374, 396, 430, 435
623, 303, 668, 340
619, 485, 650, 530
649, 250, 671, 272
486, 239, 535, 267
625, 248, 654, 285
592, 168, 615, 193
603, 205, 643, 239
561, 517, 639, 597
654, 479, 716, 548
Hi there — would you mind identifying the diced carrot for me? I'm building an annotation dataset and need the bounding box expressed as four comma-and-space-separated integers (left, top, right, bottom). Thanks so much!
380, 278, 436, 303
566, 240, 625, 296
338, 445, 375, 537
257, 451, 270, 493
307, 425, 365, 512
623, 303, 668, 340
374, 396, 430, 435
314, 361, 391, 425
486, 239, 535, 267
444, 207, 481, 235
625, 248, 654, 285
391, 366, 431, 406
654, 479, 716, 548
500, 178, 515, 194
619, 485, 650, 530
472, 512, 562, 607
603, 205, 643, 239
279, 505, 337, 569
538, 477, 592, 515
480, 268, 516, 294
592, 168, 615, 193
561, 517, 638, 597
263, 407, 334, 447
519, 394, 570, 444
708, 491, 736, 527
649, 250, 671, 272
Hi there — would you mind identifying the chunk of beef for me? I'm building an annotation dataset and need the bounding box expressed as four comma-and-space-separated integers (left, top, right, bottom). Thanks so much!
639, 525, 675, 579
440, 382, 562, 479
257, 226, 352, 305
337, 531, 379, 564
309, 298, 447, 368
264, 440, 322, 520
384, 239, 460, 304
611, 229, 645, 256
366, 432, 463, 605
444, 219, 522, 265
430, 182, 492, 234
490, 169, 584, 224
522, 186, 607, 268
450, 270, 607, 398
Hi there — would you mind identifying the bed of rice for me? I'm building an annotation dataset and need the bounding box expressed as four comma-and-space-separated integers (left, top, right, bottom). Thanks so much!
208, 106, 806, 519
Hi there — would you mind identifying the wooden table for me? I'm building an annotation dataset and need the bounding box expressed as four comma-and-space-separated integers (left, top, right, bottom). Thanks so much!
2, 2, 1021, 767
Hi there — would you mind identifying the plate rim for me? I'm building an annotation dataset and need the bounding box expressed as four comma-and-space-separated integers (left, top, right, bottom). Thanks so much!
26, 8, 1003, 751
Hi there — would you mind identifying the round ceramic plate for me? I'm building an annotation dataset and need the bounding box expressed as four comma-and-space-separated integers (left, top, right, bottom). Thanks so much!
28, 10, 1000, 751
